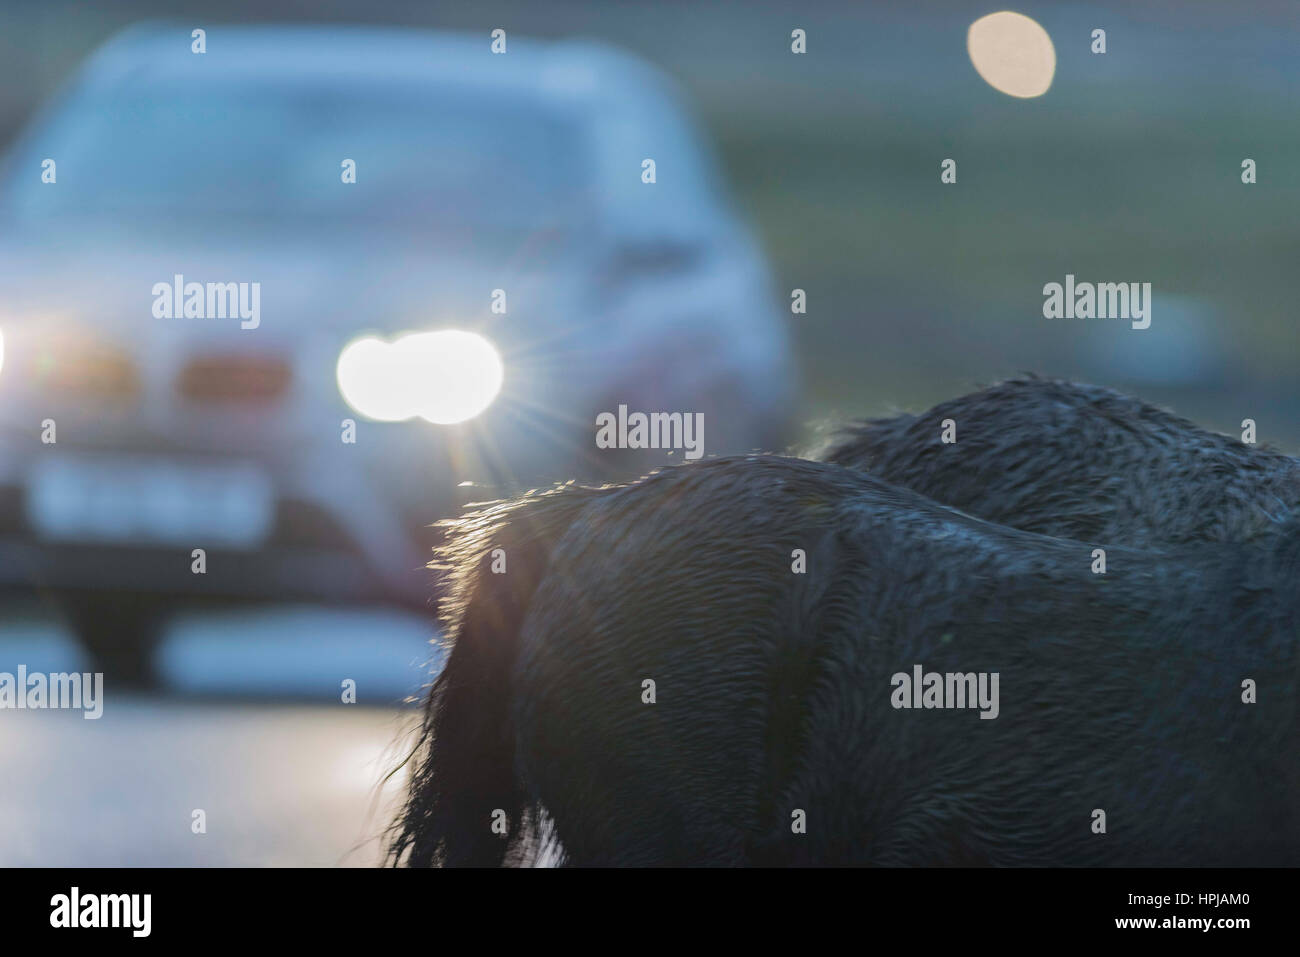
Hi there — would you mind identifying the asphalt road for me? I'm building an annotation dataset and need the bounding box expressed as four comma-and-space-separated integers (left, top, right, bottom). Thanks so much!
0, 604, 437, 866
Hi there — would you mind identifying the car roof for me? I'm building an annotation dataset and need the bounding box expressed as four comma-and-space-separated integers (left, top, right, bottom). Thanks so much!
9, 22, 736, 232
77, 22, 677, 110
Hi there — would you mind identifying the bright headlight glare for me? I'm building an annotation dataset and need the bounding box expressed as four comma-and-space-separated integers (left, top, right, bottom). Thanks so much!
336, 329, 504, 425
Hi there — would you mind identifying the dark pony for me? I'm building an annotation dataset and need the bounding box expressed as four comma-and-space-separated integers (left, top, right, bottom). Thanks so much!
823, 375, 1300, 546
388, 454, 1299, 865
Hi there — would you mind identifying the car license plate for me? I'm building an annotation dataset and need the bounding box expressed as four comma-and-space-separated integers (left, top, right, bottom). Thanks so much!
25, 455, 274, 549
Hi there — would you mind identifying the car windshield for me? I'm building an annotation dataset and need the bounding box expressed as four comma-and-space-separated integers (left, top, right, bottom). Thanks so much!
5, 77, 591, 234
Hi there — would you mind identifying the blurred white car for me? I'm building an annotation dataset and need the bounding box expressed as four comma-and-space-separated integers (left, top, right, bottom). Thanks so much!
0, 23, 794, 676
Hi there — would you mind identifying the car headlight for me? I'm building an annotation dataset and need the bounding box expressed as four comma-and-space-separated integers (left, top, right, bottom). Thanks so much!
336, 329, 503, 425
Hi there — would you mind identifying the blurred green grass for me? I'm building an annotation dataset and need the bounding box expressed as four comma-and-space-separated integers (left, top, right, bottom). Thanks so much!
716, 85, 1300, 418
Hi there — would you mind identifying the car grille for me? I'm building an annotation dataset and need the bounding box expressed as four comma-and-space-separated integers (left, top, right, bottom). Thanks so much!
177, 354, 292, 403
266, 499, 357, 552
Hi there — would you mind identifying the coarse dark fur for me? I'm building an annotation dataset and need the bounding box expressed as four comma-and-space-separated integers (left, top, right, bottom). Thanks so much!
389, 454, 1299, 866
823, 376, 1300, 546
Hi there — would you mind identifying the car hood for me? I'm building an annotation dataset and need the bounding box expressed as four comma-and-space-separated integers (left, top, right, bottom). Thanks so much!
0, 224, 589, 348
